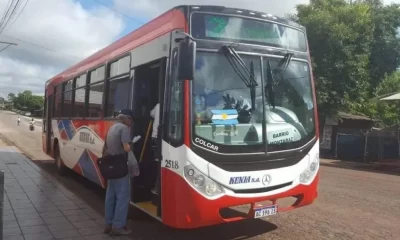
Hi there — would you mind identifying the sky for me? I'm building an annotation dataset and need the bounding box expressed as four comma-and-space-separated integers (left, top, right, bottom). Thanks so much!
0, 0, 399, 98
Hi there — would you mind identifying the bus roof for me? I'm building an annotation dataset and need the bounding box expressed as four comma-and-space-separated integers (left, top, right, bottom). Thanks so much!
46, 7, 186, 93
46, 5, 303, 93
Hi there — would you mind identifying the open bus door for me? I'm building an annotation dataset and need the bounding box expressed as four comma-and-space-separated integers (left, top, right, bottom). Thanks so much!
128, 30, 194, 221
130, 56, 167, 220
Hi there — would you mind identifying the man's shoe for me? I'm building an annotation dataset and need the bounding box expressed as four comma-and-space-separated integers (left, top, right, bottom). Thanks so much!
111, 227, 132, 236
104, 225, 112, 234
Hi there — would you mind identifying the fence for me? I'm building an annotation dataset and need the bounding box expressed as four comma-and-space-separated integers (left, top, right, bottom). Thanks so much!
335, 128, 400, 163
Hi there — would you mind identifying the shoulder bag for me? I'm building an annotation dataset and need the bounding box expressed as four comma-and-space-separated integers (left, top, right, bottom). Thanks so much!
97, 139, 128, 180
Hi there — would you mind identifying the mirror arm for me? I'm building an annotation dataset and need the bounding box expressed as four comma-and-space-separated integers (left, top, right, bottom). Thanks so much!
174, 30, 195, 42
175, 38, 185, 43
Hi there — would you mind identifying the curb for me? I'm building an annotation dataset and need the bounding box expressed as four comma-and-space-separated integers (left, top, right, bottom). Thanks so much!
0, 133, 36, 161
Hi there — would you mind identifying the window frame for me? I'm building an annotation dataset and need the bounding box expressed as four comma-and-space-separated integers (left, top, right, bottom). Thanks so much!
53, 84, 63, 118
60, 79, 73, 118
70, 73, 88, 119
164, 48, 184, 147
103, 74, 131, 120
108, 55, 131, 79
103, 53, 132, 120
86, 65, 106, 120
49, 53, 132, 120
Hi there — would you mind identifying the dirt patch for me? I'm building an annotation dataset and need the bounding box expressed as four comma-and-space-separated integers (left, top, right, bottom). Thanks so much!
320, 158, 400, 176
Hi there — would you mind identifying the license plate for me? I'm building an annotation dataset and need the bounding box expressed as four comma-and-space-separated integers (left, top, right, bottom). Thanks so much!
254, 205, 277, 218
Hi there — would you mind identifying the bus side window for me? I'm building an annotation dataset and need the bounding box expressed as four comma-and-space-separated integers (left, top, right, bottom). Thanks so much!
168, 49, 183, 142
53, 85, 62, 118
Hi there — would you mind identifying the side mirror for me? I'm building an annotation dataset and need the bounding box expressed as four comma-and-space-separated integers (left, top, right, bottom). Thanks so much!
177, 37, 196, 80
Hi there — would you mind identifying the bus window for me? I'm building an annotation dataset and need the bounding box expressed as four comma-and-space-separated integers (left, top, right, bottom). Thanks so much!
109, 56, 130, 78
53, 85, 62, 117
106, 77, 130, 117
168, 50, 183, 141
87, 67, 105, 118
62, 80, 73, 117
89, 66, 105, 84
73, 74, 87, 117
87, 82, 104, 118
105, 56, 131, 117
76, 74, 87, 88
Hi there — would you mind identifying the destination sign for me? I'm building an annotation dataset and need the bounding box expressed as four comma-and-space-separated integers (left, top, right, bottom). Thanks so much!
268, 129, 295, 145
191, 13, 307, 52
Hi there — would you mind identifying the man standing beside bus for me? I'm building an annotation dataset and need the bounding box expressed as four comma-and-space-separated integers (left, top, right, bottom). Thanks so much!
102, 109, 140, 236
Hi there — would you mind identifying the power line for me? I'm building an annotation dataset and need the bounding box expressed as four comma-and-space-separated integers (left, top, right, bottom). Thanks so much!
0, 45, 11, 53
1, 34, 82, 60
0, 1, 138, 61
2, 0, 29, 32
0, 40, 17, 54
0, 0, 14, 29
0, 0, 23, 34
92, 0, 144, 24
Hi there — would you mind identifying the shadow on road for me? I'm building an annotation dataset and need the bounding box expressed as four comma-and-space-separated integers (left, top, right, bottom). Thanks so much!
321, 160, 400, 177
36, 161, 278, 240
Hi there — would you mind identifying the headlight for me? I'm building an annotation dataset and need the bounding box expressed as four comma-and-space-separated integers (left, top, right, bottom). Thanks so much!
184, 164, 224, 198
299, 153, 319, 184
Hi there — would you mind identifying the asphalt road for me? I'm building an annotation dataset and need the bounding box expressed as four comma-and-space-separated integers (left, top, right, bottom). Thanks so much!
0, 110, 399, 240
0, 110, 51, 161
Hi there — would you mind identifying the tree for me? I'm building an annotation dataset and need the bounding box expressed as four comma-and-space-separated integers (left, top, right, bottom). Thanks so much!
371, 72, 400, 127
8, 90, 44, 114
367, 2, 400, 92
0, 97, 4, 109
7, 92, 15, 102
295, 0, 374, 121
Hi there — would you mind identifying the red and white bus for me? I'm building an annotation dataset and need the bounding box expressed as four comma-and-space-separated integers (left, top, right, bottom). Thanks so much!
42, 5, 319, 229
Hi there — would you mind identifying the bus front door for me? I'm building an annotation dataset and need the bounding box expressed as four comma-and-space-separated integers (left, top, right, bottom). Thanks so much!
130, 58, 166, 218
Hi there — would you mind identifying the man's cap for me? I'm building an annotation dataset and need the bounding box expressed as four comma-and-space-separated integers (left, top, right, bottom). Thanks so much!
118, 109, 135, 119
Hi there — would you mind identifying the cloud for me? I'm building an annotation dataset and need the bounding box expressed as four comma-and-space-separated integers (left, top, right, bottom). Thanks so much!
113, 0, 310, 19
0, 0, 125, 98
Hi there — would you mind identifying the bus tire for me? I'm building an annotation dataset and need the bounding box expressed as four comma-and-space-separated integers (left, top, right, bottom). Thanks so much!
54, 143, 67, 175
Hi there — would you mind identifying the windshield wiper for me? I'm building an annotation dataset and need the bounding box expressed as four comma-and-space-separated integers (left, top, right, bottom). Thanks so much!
265, 60, 276, 109
274, 53, 293, 85
220, 45, 258, 111
265, 53, 294, 109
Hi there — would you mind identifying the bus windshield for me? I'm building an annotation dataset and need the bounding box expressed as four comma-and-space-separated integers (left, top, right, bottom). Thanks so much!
192, 51, 315, 152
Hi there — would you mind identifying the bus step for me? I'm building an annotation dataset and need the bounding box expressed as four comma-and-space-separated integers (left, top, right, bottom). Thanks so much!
136, 201, 157, 217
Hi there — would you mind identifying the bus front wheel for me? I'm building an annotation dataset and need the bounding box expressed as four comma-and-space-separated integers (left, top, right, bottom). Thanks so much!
54, 144, 67, 175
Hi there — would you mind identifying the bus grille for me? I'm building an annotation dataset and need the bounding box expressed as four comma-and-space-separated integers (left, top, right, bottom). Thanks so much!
230, 182, 292, 194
